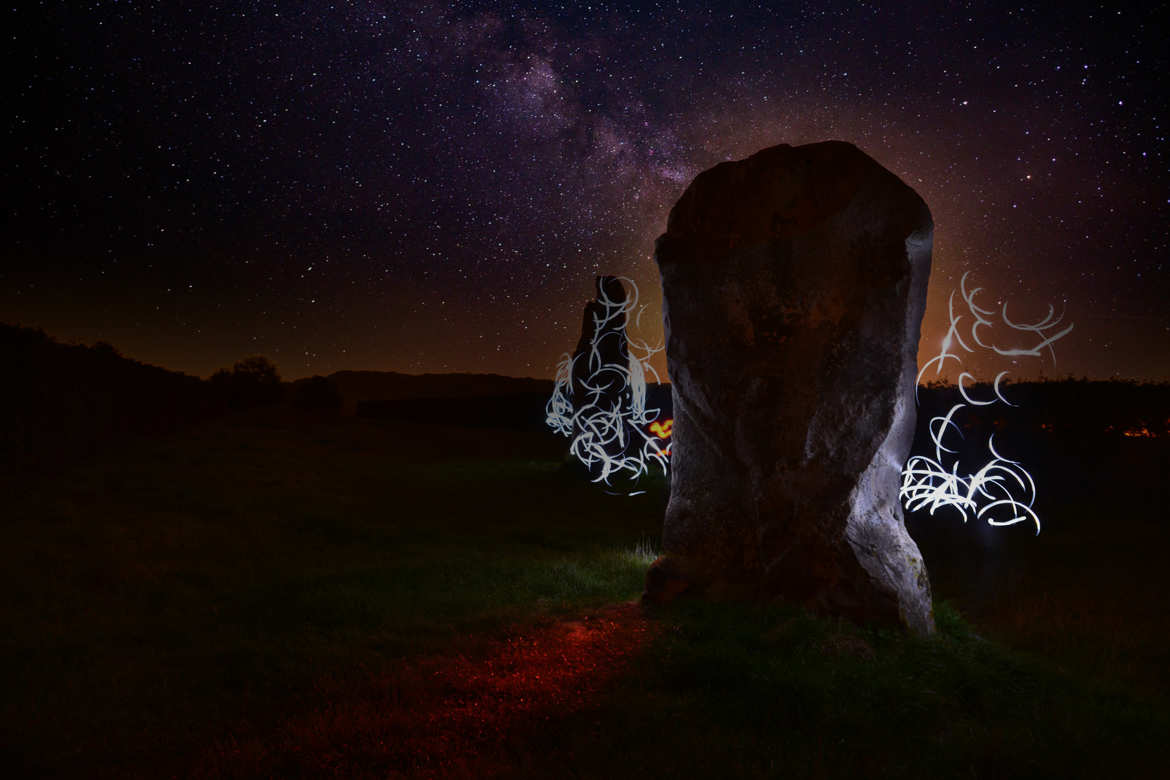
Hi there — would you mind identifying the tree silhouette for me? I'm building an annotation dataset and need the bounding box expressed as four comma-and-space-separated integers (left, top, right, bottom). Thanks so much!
210, 356, 283, 408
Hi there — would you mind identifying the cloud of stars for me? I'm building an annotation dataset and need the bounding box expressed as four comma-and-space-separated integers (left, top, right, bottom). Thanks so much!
4, 1, 1167, 381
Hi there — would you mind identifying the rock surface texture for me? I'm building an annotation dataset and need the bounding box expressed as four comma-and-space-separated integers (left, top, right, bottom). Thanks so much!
644, 141, 935, 634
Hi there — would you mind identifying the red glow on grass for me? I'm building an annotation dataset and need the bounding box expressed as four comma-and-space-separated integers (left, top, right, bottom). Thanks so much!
202, 604, 658, 777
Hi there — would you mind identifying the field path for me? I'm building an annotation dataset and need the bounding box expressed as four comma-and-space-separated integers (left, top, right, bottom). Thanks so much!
202, 602, 659, 778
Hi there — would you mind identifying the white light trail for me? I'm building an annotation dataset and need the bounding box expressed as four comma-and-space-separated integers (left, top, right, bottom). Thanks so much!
545, 277, 670, 490
901, 272, 1073, 534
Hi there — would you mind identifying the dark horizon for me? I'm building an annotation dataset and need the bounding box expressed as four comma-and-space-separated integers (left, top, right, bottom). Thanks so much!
6, 319, 1168, 387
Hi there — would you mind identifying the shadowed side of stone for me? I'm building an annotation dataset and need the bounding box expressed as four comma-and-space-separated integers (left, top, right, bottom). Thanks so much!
643, 140, 935, 634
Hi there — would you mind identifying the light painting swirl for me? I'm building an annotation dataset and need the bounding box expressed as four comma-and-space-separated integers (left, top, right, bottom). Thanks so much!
900, 273, 1073, 534
545, 278, 670, 489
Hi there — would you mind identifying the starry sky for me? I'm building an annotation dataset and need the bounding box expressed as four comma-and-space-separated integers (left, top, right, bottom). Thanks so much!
5, 1, 1167, 381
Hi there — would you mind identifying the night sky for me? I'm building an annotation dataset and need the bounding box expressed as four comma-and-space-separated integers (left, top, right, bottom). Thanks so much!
5, 1, 1167, 382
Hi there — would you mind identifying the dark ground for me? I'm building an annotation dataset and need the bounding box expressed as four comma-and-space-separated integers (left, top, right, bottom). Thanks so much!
2, 399, 1168, 777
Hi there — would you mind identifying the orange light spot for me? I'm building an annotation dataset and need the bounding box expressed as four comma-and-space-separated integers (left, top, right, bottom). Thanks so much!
649, 418, 673, 439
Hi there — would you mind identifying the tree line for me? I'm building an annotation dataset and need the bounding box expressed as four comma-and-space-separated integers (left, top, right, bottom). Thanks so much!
1, 322, 1165, 472
0, 324, 339, 469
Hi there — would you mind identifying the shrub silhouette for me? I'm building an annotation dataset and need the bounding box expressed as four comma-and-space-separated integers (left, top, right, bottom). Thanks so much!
210, 356, 284, 409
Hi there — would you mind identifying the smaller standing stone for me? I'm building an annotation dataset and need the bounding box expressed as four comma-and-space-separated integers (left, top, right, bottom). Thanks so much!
566, 276, 641, 476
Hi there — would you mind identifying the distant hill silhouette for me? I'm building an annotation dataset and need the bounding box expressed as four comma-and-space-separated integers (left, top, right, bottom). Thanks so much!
325, 370, 675, 431
324, 370, 554, 414
0, 323, 213, 468
4, 321, 1164, 468
914, 379, 1169, 445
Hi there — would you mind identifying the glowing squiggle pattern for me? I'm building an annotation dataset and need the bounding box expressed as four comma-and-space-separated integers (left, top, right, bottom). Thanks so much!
545, 278, 670, 488
900, 273, 1073, 534
649, 419, 673, 439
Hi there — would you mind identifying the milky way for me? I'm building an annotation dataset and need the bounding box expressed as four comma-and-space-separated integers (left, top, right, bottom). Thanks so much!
4, 1, 1167, 381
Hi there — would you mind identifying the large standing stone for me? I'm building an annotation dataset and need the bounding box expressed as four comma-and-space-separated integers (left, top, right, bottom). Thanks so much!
643, 141, 935, 634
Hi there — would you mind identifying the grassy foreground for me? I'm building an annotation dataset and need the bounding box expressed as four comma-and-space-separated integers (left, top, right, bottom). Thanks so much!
2, 411, 1166, 777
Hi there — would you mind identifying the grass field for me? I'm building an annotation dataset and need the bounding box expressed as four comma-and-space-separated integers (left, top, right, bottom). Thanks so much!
2, 410, 1167, 777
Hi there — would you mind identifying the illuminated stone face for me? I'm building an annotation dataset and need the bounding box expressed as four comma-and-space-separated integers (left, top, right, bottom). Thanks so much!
900, 272, 1074, 534
545, 276, 670, 488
